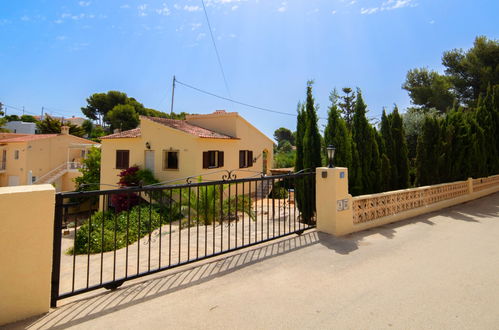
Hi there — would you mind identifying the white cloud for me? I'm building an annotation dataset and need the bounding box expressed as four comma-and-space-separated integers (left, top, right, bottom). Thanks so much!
184, 5, 201, 12
138, 4, 148, 16
307, 8, 319, 14
360, 0, 416, 15
61, 13, 71, 18
231, 5, 239, 11
277, 1, 287, 12
360, 7, 379, 14
20, 15, 30, 21
78, 1, 91, 7
56, 35, 67, 41
331, 10, 337, 15
156, 4, 170, 16
429, 19, 435, 24
174, 4, 181, 10
54, 19, 63, 24
120, 4, 130, 9
196, 32, 206, 40
191, 22, 202, 30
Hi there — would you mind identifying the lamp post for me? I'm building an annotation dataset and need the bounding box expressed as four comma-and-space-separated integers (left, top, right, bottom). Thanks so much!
327, 145, 336, 168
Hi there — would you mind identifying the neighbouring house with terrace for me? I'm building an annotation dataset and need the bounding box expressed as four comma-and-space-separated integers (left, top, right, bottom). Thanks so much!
0, 127, 98, 191
99, 110, 274, 186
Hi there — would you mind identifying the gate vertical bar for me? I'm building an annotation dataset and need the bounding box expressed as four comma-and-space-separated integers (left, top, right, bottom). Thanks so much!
50, 193, 64, 307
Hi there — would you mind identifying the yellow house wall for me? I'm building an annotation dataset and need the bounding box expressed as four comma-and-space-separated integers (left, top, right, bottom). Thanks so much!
0, 185, 55, 325
0, 135, 95, 187
100, 116, 274, 187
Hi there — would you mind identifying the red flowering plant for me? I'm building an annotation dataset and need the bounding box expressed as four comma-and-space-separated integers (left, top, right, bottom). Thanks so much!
111, 166, 160, 212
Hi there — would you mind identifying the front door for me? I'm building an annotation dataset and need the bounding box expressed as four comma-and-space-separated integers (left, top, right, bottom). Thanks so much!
145, 150, 155, 172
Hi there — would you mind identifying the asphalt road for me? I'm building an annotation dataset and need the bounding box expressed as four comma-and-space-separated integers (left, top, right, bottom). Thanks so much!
8, 193, 499, 329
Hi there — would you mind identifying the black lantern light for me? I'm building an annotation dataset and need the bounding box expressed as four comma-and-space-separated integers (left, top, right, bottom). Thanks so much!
327, 145, 336, 168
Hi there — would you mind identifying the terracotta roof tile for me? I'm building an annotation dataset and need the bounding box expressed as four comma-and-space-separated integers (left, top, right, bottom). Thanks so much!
146, 117, 236, 139
0, 134, 58, 143
100, 128, 141, 139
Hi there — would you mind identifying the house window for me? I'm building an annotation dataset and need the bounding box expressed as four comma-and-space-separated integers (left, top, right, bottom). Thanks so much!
239, 150, 254, 168
202, 150, 224, 169
14, 150, 19, 160
163, 150, 179, 170
81, 150, 86, 158
116, 150, 130, 169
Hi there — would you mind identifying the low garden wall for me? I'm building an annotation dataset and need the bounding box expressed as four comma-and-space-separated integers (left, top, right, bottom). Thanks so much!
316, 168, 499, 236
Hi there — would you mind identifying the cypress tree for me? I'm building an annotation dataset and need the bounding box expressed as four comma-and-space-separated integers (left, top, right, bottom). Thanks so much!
294, 102, 306, 213
475, 86, 499, 175
380, 109, 396, 190
351, 89, 380, 194
294, 102, 306, 172
324, 90, 353, 169
416, 116, 442, 185
301, 81, 322, 223
390, 106, 410, 189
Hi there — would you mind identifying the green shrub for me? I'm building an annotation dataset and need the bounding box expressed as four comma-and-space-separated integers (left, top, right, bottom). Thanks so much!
269, 186, 289, 199
68, 204, 180, 255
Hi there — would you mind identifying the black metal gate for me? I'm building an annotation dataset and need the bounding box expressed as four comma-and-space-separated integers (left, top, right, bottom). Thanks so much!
50, 171, 315, 306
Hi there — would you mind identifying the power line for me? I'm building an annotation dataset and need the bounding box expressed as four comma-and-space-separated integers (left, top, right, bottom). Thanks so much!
201, 0, 231, 99
175, 78, 327, 120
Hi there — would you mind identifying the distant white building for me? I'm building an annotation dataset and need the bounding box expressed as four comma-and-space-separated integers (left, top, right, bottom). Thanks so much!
2, 121, 37, 134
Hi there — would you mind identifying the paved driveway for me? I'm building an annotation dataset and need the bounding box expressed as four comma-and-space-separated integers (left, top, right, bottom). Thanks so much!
8, 193, 499, 329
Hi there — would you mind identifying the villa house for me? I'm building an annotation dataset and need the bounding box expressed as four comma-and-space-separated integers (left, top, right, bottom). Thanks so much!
99, 110, 274, 186
0, 127, 98, 191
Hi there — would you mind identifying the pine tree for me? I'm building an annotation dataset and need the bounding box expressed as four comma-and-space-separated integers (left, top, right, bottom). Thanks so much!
351, 89, 380, 194
338, 87, 356, 130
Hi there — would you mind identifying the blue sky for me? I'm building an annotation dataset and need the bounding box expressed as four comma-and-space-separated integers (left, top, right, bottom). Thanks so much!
0, 0, 497, 139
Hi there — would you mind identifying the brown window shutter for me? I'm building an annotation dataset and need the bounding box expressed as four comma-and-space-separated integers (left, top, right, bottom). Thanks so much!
116, 150, 120, 168
124, 150, 129, 169
247, 150, 253, 168
203, 151, 209, 169
239, 150, 245, 168
218, 151, 224, 168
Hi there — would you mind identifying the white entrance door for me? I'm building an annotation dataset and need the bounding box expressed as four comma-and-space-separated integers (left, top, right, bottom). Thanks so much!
8, 176, 19, 186
145, 150, 155, 172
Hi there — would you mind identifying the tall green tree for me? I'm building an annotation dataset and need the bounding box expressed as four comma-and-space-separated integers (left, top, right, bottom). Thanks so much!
402, 68, 455, 113
338, 87, 356, 130
107, 104, 140, 131
301, 81, 323, 222
389, 106, 410, 189
37, 115, 85, 137
323, 90, 352, 169
416, 116, 442, 186
442, 36, 499, 105
379, 109, 395, 190
274, 127, 295, 146
74, 146, 101, 191
351, 89, 380, 195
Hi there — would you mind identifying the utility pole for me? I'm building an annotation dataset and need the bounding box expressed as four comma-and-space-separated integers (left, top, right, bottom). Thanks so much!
41, 106, 44, 120
170, 75, 176, 115
22, 106, 25, 116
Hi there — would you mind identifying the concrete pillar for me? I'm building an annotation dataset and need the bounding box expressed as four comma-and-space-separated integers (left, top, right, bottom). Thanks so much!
316, 167, 353, 236
0, 185, 56, 325
468, 177, 473, 194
